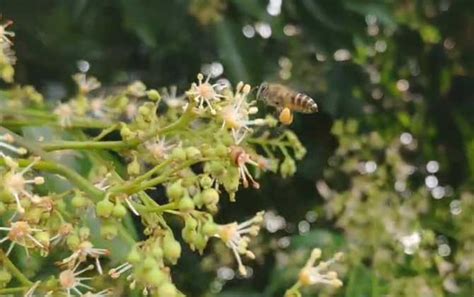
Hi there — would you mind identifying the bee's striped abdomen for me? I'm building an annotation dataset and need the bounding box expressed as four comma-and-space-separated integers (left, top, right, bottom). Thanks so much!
291, 93, 318, 113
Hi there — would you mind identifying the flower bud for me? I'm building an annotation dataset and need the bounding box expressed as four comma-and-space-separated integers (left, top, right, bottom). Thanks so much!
127, 157, 141, 176
79, 227, 90, 240
0, 202, 5, 215
202, 188, 219, 205
208, 161, 225, 176
178, 196, 195, 212
35, 231, 50, 247
146, 89, 161, 101
185, 146, 202, 160
193, 193, 203, 208
127, 246, 142, 264
71, 193, 88, 208
166, 181, 185, 201
144, 268, 166, 287
215, 144, 228, 157
152, 246, 164, 260
280, 157, 297, 178
101, 223, 118, 240
96, 198, 114, 218
163, 234, 181, 265
112, 203, 128, 219
171, 147, 187, 161
202, 221, 218, 237
0, 270, 12, 288
120, 124, 135, 140
194, 233, 208, 253
66, 234, 80, 250
157, 282, 177, 297
199, 175, 213, 189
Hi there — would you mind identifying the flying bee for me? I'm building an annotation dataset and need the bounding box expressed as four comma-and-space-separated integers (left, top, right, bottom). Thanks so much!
256, 82, 318, 125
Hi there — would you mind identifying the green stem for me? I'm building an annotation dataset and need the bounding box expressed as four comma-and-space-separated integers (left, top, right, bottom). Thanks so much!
42, 140, 132, 151
144, 202, 178, 213
0, 250, 33, 286
40, 105, 196, 152
0, 287, 28, 294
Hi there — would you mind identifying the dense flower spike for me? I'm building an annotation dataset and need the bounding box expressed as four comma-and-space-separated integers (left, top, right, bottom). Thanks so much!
215, 211, 264, 276
0, 27, 310, 295
187, 73, 226, 114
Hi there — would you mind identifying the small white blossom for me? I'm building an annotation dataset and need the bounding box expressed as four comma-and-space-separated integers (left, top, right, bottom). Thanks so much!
0, 221, 44, 256
230, 146, 261, 189
187, 73, 226, 114
215, 211, 264, 276
298, 249, 343, 288
59, 263, 95, 297
60, 240, 109, 275
54, 103, 74, 127
162, 86, 186, 109
220, 82, 265, 144
73, 73, 101, 94
0, 19, 14, 45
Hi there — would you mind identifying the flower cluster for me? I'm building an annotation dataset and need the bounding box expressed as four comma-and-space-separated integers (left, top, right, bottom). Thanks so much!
0, 29, 312, 296
0, 18, 15, 82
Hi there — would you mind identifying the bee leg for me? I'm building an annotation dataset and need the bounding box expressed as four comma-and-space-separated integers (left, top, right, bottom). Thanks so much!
279, 107, 293, 125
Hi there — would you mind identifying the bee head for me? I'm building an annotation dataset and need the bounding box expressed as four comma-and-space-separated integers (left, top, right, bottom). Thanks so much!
256, 82, 269, 100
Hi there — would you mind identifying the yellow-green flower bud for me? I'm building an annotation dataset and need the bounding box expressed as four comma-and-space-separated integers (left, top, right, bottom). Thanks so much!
79, 227, 90, 240
171, 147, 187, 161
185, 146, 202, 160
146, 89, 161, 101
202, 188, 219, 205
143, 256, 158, 270
193, 193, 203, 208
178, 196, 195, 212
202, 221, 218, 236
163, 234, 181, 265
199, 175, 213, 189
280, 157, 297, 178
66, 234, 80, 250
145, 268, 166, 287
96, 198, 114, 218
71, 194, 88, 208
194, 233, 208, 253
152, 246, 164, 260
157, 282, 177, 297
112, 203, 128, 219
35, 231, 50, 247
167, 181, 185, 201
120, 124, 135, 140
127, 157, 141, 176
215, 144, 228, 157
0, 270, 12, 288
101, 223, 118, 240
127, 246, 142, 264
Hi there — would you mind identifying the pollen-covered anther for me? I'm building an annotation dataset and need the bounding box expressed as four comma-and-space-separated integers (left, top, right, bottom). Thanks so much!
230, 146, 260, 189
216, 211, 264, 276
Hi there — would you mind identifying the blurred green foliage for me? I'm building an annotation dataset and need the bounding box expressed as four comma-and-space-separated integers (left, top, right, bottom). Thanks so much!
1, 0, 473, 296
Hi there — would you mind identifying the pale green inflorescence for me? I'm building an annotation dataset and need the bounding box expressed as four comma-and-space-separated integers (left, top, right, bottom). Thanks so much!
0, 23, 331, 297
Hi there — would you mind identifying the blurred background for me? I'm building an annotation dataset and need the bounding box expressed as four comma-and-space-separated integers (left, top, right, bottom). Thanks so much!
1, 0, 473, 296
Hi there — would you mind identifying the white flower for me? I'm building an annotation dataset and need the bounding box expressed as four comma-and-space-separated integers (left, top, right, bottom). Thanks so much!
187, 73, 226, 114
215, 211, 264, 276
145, 137, 178, 160
60, 241, 109, 275
0, 221, 44, 256
220, 82, 265, 144
162, 86, 186, 109
73, 73, 101, 94
298, 249, 343, 288
59, 263, 95, 296
0, 19, 14, 45
0, 42, 16, 65
2, 156, 44, 213
54, 103, 74, 127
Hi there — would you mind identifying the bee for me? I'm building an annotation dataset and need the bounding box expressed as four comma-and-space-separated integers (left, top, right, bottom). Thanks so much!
256, 83, 318, 125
